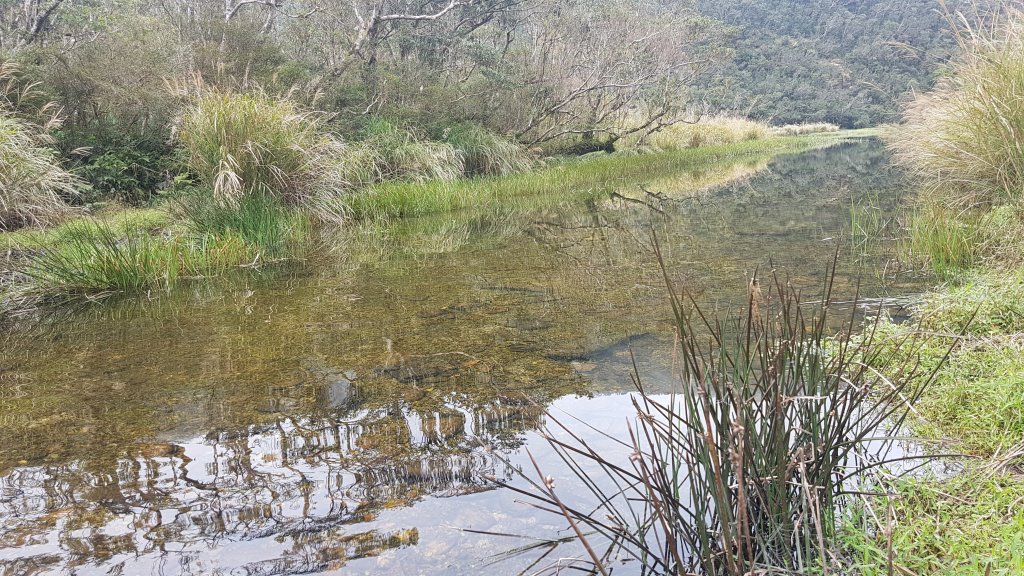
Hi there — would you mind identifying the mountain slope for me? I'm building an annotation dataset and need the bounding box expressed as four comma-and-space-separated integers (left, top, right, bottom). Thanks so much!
693, 0, 975, 127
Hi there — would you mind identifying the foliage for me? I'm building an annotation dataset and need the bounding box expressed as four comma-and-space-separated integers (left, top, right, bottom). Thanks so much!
692, 0, 979, 127
177, 89, 350, 218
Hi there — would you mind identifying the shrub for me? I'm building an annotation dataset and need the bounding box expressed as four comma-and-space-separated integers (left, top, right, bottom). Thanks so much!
177, 90, 350, 217
890, 10, 1024, 208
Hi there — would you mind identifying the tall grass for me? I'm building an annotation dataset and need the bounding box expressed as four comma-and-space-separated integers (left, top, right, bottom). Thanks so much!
354, 118, 464, 183
177, 90, 350, 217
179, 191, 309, 260
0, 63, 81, 230
891, 8, 1024, 208
623, 115, 772, 152
442, 123, 532, 177
503, 253, 947, 574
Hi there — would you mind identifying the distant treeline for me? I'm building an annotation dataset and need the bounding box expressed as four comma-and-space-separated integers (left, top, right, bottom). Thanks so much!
692, 0, 993, 128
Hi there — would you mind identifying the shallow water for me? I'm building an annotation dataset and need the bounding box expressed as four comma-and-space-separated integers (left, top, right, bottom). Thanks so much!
0, 138, 925, 575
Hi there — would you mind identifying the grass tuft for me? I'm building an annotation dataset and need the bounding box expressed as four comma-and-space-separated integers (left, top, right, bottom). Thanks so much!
177, 89, 350, 218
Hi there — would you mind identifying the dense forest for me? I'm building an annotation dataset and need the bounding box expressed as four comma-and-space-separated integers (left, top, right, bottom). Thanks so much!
692, 0, 977, 127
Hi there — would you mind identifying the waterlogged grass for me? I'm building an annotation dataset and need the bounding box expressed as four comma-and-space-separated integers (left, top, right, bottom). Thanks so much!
22, 220, 252, 296
843, 473, 1024, 575
346, 136, 831, 220
180, 192, 310, 261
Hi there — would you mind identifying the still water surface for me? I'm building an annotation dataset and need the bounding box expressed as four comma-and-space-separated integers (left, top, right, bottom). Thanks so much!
0, 138, 924, 575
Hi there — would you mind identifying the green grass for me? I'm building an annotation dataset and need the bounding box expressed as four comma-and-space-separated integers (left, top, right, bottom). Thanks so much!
906, 205, 984, 277
179, 191, 310, 260
22, 219, 252, 295
845, 264, 1024, 573
842, 473, 1024, 575
345, 136, 833, 220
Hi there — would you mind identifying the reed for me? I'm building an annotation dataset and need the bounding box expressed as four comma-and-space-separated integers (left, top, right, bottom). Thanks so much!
442, 123, 533, 177
501, 250, 948, 575
0, 63, 82, 230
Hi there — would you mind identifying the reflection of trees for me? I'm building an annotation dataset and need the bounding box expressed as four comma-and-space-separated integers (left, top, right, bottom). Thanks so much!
0, 384, 551, 574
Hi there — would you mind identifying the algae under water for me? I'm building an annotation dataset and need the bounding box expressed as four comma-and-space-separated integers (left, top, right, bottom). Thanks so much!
0, 138, 925, 575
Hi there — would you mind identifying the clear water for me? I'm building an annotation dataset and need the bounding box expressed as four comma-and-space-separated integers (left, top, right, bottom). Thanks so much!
0, 138, 925, 575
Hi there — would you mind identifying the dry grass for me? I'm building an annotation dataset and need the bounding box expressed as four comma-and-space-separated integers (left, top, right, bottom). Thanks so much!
0, 62, 82, 230
623, 115, 772, 152
890, 8, 1024, 208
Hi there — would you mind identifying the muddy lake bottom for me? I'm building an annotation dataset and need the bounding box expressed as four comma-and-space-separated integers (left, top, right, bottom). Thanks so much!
0, 138, 929, 575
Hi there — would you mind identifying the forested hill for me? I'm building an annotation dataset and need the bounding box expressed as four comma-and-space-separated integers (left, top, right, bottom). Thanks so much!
693, 0, 971, 127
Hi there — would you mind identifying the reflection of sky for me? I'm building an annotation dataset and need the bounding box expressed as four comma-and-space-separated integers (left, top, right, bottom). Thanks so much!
0, 138, 931, 574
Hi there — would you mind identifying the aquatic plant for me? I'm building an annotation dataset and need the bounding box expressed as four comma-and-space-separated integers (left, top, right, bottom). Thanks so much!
502, 252, 948, 575
22, 219, 250, 295
176, 89, 350, 217
179, 190, 309, 260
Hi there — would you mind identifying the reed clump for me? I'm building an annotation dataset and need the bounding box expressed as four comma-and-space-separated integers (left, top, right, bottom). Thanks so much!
771, 122, 841, 136
352, 119, 464, 184
640, 115, 772, 152
442, 123, 533, 177
176, 89, 351, 217
890, 9, 1024, 209
504, 254, 944, 575
0, 63, 82, 230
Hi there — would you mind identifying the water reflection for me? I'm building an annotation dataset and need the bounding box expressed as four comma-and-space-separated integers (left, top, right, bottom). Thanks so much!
0, 138, 926, 574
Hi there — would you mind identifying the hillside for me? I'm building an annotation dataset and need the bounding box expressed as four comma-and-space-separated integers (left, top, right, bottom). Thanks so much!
693, 0, 972, 127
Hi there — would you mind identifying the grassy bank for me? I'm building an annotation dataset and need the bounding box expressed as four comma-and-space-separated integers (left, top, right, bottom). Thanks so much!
843, 6, 1024, 573
0, 132, 841, 315
346, 135, 836, 221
